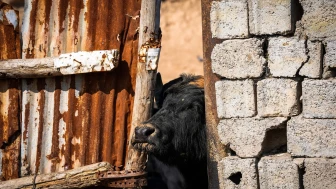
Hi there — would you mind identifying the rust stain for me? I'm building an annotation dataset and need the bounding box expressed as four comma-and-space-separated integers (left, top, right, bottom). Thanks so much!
0, 2, 21, 181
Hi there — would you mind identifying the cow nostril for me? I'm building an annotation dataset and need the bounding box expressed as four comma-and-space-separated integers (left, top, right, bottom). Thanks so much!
135, 127, 155, 138
142, 127, 155, 136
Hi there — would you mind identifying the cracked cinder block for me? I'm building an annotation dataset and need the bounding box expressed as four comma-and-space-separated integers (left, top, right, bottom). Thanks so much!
257, 78, 300, 117
299, 41, 322, 78
288, 116, 336, 157
258, 154, 300, 189
215, 80, 255, 118
325, 40, 336, 68
218, 117, 287, 157
211, 38, 266, 79
304, 158, 336, 189
220, 157, 258, 189
268, 37, 308, 77
210, 1, 249, 39
248, 0, 293, 35
302, 79, 336, 118
297, 0, 336, 40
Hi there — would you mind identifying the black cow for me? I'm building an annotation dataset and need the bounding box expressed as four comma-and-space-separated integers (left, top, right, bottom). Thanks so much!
131, 74, 208, 189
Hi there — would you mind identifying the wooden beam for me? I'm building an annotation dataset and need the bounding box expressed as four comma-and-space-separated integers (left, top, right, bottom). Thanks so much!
0, 50, 119, 78
0, 162, 111, 189
125, 0, 162, 171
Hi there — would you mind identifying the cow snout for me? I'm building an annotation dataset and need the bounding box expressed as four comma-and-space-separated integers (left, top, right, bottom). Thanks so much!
134, 127, 155, 141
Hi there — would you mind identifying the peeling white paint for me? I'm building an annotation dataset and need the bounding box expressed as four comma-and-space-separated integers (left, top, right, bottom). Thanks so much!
21, 80, 29, 176
59, 77, 70, 114
21, 0, 33, 59
146, 48, 161, 70
54, 50, 119, 75
40, 78, 55, 174
5, 9, 18, 29
21, 79, 41, 175
57, 118, 67, 172
0, 9, 18, 29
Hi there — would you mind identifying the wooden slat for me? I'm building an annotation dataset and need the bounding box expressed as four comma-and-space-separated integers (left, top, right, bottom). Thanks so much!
0, 162, 111, 189
0, 50, 119, 78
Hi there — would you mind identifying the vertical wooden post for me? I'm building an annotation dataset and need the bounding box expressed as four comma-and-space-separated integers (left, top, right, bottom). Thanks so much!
125, 0, 161, 171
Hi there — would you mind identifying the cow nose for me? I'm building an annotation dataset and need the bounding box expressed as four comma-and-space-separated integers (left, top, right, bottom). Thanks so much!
135, 127, 155, 140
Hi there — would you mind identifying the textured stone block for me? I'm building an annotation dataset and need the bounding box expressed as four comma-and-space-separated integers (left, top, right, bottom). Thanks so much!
218, 117, 287, 157
302, 79, 336, 118
248, 0, 293, 35
211, 38, 266, 79
325, 40, 336, 68
257, 78, 300, 117
299, 41, 322, 78
210, 1, 248, 39
298, 0, 336, 40
268, 37, 308, 77
258, 154, 299, 189
220, 157, 258, 189
288, 116, 336, 157
304, 158, 336, 189
215, 80, 255, 118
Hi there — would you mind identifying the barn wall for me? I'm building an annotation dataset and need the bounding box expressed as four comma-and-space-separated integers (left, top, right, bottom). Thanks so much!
202, 0, 336, 188
0, 0, 141, 180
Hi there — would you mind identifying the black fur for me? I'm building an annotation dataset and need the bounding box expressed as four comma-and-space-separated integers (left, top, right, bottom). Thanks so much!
132, 74, 207, 189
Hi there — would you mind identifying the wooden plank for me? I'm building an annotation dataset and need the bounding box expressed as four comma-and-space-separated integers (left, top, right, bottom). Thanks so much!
0, 50, 119, 78
0, 162, 111, 189
125, 0, 162, 171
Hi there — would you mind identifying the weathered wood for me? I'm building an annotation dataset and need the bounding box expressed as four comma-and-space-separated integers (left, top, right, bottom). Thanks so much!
0, 50, 119, 78
0, 162, 111, 189
125, 0, 162, 171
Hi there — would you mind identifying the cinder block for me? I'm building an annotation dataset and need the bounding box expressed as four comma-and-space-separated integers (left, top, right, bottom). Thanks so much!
258, 154, 300, 189
299, 41, 322, 78
304, 158, 336, 189
210, 1, 249, 39
248, 0, 293, 35
324, 40, 336, 68
218, 117, 287, 157
211, 38, 266, 79
302, 79, 336, 118
298, 0, 336, 40
215, 80, 255, 118
288, 116, 336, 157
220, 157, 258, 189
257, 78, 300, 117
268, 37, 308, 77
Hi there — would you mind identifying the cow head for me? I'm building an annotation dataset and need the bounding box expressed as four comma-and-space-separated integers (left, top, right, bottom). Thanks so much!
131, 73, 206, 164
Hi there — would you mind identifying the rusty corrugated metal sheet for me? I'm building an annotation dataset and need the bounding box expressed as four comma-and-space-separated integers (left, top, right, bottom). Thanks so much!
0, 0, 141, 180
0, 2, 21, 181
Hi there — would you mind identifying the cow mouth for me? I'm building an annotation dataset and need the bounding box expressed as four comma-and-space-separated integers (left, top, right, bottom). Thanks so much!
132, 141, 155, 152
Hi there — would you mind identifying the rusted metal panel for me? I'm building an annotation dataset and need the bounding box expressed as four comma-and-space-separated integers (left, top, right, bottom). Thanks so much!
0, 0, 141, 181
201, 0, 228, 189
0, 2, 21, 181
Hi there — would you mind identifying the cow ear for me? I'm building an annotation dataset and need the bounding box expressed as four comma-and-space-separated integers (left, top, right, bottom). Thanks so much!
154, 72, 163, 107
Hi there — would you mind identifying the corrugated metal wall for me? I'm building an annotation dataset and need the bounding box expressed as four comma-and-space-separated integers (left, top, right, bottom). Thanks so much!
1, 0, 141, 181
0, 2, 22, 181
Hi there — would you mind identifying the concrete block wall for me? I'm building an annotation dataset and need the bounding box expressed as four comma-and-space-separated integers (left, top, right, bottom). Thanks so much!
209, 0, 336, 188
